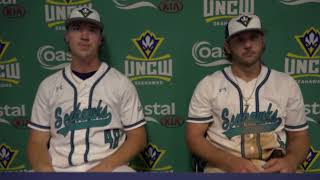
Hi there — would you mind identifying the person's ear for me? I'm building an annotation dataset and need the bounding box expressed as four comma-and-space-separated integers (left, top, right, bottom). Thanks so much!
224, 41, 231, 54
64, 33, 69, 43
99, 36, 104, 45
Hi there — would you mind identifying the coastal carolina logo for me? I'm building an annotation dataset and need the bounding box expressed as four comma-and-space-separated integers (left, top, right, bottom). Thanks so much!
44, 0, 92, 30
300, 116, 320, 172
305, 102, 320, 122
124, 30, 173, 86
144, 102, 183, 128
0, 144, 25, 171
113, 0, 183, 13
281, 0, 320, 5
0, 37, 20, 88
192, 41, 230, 67
0, 104, 28, 129
37, 45, 71, 70
203, 0, 255, 27
132, 143, 173, 171
284, 27, 320, 84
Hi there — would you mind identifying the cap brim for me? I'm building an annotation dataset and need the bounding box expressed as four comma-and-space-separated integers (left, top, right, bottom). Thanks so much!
226, 28, 263, 41
226, 28, 264, 41
65, 18, 103, 30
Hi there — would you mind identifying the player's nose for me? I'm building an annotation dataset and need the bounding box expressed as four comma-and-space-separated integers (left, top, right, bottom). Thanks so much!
80, 28, 89, 40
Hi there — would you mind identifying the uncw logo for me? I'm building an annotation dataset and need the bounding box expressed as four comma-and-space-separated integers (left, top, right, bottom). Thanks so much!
44, 0, 92, 30
300, 117, 320, 172
55, 100, 112, 136
222, 103, 282, 138
301, 146, 320, 172
0, 144, 25, 171
0, 38, 20, 88
203, 0, 255, 27
124, 30, 173, 86
131, 143, 173, 172
284, 27, 320, 84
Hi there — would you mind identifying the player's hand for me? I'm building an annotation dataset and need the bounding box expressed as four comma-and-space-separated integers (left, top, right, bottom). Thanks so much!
262, 157, 298, 173
225, 157, 262, 173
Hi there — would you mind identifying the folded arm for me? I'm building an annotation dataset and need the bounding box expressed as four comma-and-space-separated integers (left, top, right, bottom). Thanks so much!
88, 126, 147, 172
27, 129, 54, 172
186, 122, 261, 173
263, 130, 310, 173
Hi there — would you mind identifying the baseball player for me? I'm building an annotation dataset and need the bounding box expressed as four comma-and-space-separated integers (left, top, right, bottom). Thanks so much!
27, 7, 146, 172
186, 14, 309, 173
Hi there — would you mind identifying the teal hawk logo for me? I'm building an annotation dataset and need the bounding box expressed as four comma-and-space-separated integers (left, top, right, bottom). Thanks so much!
124, 30, 173, 85
284, 27, 320, 81
237, 15, 252, 27
78, 7, 92, 18
141, 144, 165, 169
136, 32, 160, 59
0, 144, 17, 169
297, 28, 320, 58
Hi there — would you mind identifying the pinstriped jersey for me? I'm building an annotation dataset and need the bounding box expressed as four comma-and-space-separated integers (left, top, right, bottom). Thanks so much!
28, 62, 145, 172
187, 65, 308, 160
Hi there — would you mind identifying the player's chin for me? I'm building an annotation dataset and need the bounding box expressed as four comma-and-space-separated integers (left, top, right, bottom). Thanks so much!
239, 60, 259, 67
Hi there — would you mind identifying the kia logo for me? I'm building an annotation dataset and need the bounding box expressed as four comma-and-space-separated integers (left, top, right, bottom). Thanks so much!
2, 5, 26, 18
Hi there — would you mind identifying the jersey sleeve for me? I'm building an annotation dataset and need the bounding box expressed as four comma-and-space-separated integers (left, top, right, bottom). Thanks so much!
284, 77, 308, 131
187, 76, 214, 123
120, 78, 145, 131
28, 79, 51, 132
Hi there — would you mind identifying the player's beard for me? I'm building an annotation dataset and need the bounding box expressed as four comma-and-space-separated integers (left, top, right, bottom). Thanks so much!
235, 54, 261, 67
231, 46, 264, 68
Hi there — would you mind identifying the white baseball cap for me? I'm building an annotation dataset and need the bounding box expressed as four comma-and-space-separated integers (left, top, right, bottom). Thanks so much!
225, 14, 263, 40
65, 7, 103, 31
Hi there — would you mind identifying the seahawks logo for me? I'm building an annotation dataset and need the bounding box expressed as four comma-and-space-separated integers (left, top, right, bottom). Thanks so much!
78, 7, 93, 17
237, 15, 252, 27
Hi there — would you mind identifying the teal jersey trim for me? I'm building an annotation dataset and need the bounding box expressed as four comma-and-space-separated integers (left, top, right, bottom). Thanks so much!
221, 67, 271, 159
285, 122, 308, 129
187, 116, 213, 122
62, 69, 78, 166
123, 119, 146, 129
222, 69, 245, 158
254, 68, 271, 160
84, 66, 111, 163
28, 121, 50, 130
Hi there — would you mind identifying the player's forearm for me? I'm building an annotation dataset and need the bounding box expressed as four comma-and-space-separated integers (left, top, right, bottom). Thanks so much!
285, 130, 310, 167
186, 124, 238, 171
27, 129, 54, 172
89, 126, 147, 172
187, 133, 235, 170
27, 141, 54, 171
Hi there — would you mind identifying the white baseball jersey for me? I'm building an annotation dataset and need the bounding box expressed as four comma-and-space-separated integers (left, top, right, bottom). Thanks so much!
28, 62, 145, 172
187, 65, 308, 160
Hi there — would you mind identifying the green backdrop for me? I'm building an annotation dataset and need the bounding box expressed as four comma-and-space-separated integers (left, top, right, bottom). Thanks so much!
1, 0, 320, 172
